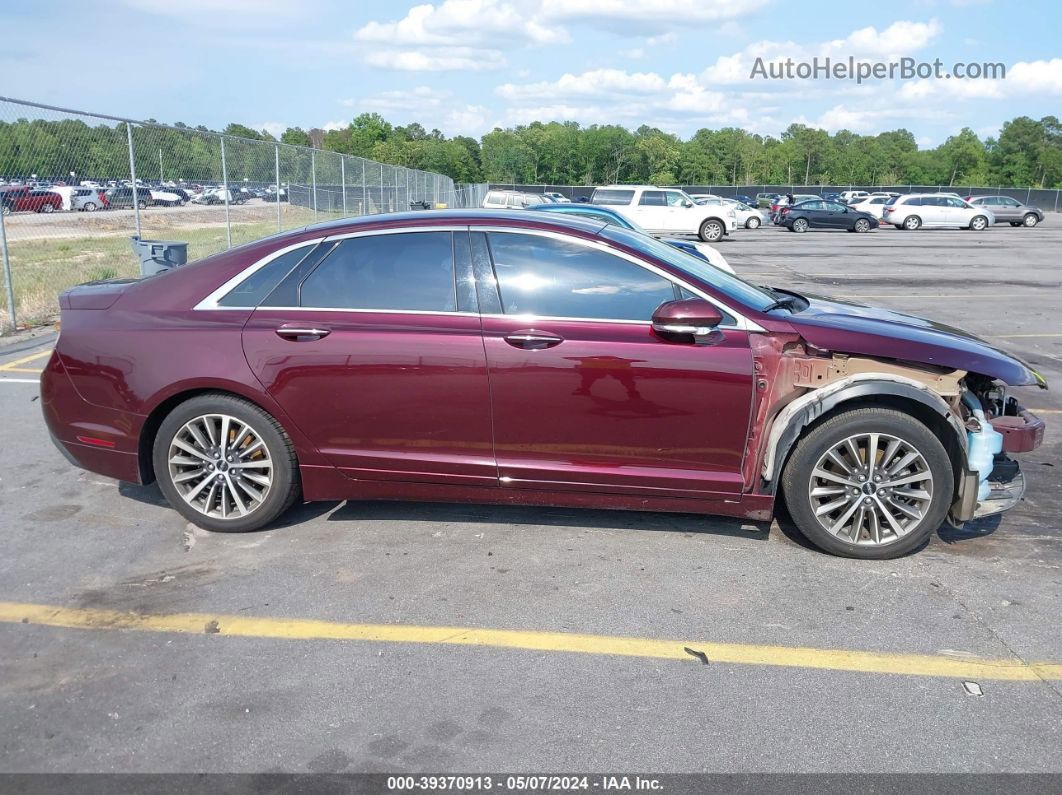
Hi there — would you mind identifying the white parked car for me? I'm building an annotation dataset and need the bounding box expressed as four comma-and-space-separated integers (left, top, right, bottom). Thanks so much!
849, 196, 892, 220
543, 192, 570, 203
150, 189, 184, 207
481, 190, 547, 209
590, 185, 736, 242
691, 195, 767, 229
839, 190, 870, 204
882, 194, 995, 230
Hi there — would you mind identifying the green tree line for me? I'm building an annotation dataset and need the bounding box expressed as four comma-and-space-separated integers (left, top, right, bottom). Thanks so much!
2, 111, 1060, 189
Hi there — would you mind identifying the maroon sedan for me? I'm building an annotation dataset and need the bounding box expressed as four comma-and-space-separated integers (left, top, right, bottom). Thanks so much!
42, 210, 1046, 559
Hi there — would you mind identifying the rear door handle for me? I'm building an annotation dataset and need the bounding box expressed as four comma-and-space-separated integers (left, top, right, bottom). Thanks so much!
503, 331, 563, 350
275, 325, 330, 341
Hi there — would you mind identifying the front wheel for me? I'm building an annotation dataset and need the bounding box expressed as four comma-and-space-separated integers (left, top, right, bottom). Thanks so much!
153, 393, 301, 533
40, 203, 55, 213
745, 216, 761, 229
1023, 213, 1039, 228
83, 202, 97, 212
698, 219, 724, 242
137, 200, 147, 210
969, 215, 989, 231
781, 408, 954, 559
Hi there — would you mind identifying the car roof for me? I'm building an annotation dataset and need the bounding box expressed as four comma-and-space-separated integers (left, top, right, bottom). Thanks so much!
301, 208, 609, 236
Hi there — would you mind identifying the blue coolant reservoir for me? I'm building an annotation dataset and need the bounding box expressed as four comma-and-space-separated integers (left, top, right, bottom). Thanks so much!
963, 393, 1004, 501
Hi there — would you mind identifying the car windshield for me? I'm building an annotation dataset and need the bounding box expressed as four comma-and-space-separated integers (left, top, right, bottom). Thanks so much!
599, 225, 776, 311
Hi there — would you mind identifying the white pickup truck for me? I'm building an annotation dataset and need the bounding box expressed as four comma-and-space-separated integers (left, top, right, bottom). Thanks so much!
590, 185, 736, 242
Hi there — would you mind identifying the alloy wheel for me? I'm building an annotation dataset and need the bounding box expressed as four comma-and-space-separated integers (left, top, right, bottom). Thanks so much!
167, 413, 274, 520
807, 432, 933, 546
971, 216, 987, 230
1024, 214, 1038, 227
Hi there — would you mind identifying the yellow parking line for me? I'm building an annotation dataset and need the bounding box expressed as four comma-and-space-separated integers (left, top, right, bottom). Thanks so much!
0, 349, 51, 371
1, 601, 1059, 681
0, 367, 44, 373
1029, 408, 1062, 414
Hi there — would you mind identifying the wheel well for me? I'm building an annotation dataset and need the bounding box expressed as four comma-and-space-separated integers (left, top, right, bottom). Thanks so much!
774, 394, 964, 497
137, 388, 256, 484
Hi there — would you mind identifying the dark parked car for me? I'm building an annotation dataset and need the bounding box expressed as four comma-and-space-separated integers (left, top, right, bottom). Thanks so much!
734, 194, 754, 206
2, 187, 62, 214
964, 195, 1045, 227
105, 187, 150, 210
43, 210, 1045, 559
782, 200, 879, 232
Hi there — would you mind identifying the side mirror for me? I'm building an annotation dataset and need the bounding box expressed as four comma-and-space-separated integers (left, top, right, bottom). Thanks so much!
683, 199, 694, 208
652, 298, 724, 343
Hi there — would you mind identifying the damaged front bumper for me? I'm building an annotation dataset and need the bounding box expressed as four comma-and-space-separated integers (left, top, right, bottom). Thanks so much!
972, 456, 1026, 519
949, 405, 1043, 523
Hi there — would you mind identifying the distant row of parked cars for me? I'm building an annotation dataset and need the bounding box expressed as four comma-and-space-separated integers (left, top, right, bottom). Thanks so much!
0, 179, 287, 215
757, 190, 1047, 233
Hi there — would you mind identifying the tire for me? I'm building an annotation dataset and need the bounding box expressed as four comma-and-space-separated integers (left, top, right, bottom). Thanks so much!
903, 215, 921, 230
969, 215, 988, 231
853, 218, 871, 233
698, 218, 724, 242
40, 203, 55, 213
791, 217, 809, 233
781, 407, 954, 559
152, 393, 301, 533
175, 199, 184, 207
1009, 222, 1022, 227
745, 216, 761, 229
83, 202, 97, 212
1023, 213, 1039, 228
137, 200, 148, 210
1, 205, 9, 216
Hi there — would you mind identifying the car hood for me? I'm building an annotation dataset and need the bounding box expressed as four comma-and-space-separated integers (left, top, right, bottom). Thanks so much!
782, 293, 1047, 388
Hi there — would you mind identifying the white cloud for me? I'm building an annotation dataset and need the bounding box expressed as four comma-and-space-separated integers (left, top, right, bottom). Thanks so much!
896, 58, 1062, 102
701, 19, 943, 85
352, 0, 770, 71
363, 47, 506, 71
497, 69, 668, 102
252, 121, 288, 137
343, 87, 491, 137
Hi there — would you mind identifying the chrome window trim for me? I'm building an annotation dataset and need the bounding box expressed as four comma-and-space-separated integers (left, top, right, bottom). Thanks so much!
193, 237, 327, 310
193, 223, 764, 331
475, 225, 763, 332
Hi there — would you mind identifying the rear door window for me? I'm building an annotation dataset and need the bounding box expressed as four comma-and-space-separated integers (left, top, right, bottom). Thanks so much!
638, 191, 666, 206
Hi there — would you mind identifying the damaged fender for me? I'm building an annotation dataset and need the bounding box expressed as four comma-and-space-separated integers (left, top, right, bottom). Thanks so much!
760, 372, 968, 487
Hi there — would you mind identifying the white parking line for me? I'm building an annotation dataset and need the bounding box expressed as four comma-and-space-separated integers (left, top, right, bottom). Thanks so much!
0, 378, 40, 384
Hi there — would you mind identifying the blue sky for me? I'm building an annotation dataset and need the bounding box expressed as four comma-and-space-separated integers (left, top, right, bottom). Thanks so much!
2, 0, 1060, 147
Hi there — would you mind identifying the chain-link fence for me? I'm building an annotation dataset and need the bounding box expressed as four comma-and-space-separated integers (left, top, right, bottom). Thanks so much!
492, 183, 1062, 209
0, 95, 473, 331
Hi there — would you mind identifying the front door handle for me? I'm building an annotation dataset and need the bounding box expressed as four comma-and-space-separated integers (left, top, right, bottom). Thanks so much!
275, 325, 330, 341
503, 331, 563, 350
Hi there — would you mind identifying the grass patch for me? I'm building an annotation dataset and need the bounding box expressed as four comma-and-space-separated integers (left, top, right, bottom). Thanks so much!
0, 208, 346, 327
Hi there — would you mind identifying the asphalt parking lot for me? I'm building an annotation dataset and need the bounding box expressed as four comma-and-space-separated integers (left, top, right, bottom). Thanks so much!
1, 221, 1060, 775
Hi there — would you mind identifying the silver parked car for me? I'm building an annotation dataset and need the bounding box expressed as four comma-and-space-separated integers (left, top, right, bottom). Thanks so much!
71, 187, 105, 212
965, 195, 1045, 227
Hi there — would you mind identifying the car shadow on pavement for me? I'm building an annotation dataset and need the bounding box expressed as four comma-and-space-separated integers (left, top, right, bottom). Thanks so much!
325, 500, 772, 542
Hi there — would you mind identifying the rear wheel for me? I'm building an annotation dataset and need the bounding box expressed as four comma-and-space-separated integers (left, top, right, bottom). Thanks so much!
1023, 213, 1039, 228
791, 217, 809, 233
745, 216, 761, 229
40, 203, 55, 213
853, 218, 871, 233
137, 199, 148, 210
698, 219, 724, 242
153, 394, 301, 533
782, 408, 953, 559
903, 215, 921, 230
969, 215, 988, 231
